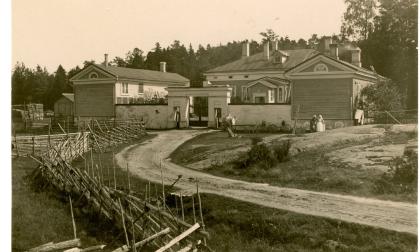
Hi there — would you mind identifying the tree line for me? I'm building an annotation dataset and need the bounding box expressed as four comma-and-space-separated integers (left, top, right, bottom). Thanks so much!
12, 0, 417, 110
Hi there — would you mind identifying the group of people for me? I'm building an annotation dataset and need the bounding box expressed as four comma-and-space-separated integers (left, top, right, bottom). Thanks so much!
310, 114, 325, 132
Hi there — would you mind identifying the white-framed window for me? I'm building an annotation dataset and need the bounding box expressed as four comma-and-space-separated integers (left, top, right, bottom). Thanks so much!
269, 90, 275, 102
138, 83, 144, 94
278, 87, 284, 103
121, 83, 128, 94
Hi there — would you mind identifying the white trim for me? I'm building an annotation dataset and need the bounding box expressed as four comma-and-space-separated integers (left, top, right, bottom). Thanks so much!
70, 64, 115, 81
72, 79, 116, 85
204, 70, 287, 76
246, 80, 277, 89
287, 55, 355, 74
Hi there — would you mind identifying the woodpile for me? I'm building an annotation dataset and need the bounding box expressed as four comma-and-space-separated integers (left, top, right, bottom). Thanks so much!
27, 119, 210, 252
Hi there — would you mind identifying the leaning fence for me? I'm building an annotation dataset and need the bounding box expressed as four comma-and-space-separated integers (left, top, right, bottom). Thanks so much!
365, 109, 418, 125
16, 119, 211, 251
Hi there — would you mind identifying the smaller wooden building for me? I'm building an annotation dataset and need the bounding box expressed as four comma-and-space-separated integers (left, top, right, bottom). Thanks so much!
54, 93, 74, 122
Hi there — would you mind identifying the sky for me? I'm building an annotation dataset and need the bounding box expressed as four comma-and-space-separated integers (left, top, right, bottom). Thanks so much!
12, 0, 346, 72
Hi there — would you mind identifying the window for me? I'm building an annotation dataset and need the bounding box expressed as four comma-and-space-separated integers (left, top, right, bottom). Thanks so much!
244, 75, 249, 78
121, 83, 128, 94
89, 72, 98, 79
138, 83, 144, 93
278, 88, 283, 103
269, 90, 274, 102
228, 76, 233, 79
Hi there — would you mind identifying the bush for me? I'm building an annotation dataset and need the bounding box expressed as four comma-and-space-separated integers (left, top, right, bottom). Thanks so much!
248, 143, 277, 169
272, 140, 291, 162
387, 149, 417, 187
374, 149, 417, 194
236, 140, 291, 170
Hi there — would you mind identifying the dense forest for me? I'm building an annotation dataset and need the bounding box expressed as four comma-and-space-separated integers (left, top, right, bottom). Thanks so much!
12, 0, 417, 109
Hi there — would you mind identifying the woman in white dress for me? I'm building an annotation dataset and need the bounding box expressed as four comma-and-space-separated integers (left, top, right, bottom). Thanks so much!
316, 114, 325, 132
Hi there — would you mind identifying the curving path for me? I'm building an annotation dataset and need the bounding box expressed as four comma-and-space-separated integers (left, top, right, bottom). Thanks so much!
116, 130, 417, 235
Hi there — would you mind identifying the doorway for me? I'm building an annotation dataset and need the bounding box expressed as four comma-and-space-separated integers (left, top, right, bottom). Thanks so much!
189, 97, 208, 126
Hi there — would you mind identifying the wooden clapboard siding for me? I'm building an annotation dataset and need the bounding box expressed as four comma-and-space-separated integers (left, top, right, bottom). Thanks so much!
74, 83, 115, 117
54, 97, 74, 117
292, 78, 352, 119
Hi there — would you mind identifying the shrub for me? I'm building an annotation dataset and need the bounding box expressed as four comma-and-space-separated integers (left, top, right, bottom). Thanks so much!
247, 143, 277, 169
272, 140, 291, 162
236, 140, 291, 170
387, 149, 417, 187
374, 148, 417, 194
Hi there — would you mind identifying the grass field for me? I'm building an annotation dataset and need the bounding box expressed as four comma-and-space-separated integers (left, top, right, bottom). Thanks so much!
12, 132, 417, 251
170, 129, 417, 203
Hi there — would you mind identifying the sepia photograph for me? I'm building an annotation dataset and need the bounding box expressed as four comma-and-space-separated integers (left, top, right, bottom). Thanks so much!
7, 0, 418, 251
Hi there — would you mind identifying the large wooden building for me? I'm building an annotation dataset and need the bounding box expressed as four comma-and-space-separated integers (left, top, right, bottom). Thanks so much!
204, 38, 385, 127
70, 56, 189, 122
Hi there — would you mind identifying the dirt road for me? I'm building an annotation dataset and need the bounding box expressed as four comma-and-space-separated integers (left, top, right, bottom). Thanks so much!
116, 130, 417, 235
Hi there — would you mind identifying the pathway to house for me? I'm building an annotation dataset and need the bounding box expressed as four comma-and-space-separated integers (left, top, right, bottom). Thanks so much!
116, 129, 417, 235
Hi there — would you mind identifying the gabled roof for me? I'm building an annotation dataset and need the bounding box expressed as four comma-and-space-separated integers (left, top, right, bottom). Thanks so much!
286, 53, 386, 80
71, 64, 189, 83
246, 77, 290, 89
62, 93, 74, 102
205, 49, 318, 73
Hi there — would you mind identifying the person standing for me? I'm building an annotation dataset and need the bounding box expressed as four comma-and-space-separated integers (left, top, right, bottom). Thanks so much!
310, 114, 317, 132
316, 114, 325, 132
174, 107, 181, 129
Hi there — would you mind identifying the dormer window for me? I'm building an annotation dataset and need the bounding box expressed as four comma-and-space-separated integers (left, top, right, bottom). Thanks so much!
89, 72, 98, 79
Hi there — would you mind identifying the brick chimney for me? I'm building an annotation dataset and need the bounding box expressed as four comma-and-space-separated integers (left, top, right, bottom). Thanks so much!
104, 53, 108, 67
329, 44, 339, 59
351, 48, 362, 67
242, 41, 250, 58
263, 42, 270, 60
160, 62, 166, 72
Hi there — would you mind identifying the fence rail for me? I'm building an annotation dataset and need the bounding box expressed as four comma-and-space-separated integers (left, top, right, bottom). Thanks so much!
15, 119, 210, 251
365, 109, 417, 125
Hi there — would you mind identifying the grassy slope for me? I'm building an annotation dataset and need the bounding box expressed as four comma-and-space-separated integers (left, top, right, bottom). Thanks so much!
13, 132, 417, 252
12, 158, 117, 251
170, 130, 417, 202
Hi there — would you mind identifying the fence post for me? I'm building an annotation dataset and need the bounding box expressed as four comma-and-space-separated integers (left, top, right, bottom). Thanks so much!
14, 130, 19, 157
32, 136, 35, 156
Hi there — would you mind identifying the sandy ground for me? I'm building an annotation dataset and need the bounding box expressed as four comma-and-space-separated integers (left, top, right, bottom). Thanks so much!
116, 129, 417, 235
324, 125, 417, 171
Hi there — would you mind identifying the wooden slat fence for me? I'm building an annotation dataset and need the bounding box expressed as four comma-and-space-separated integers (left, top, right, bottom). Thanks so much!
22, 119, 210, 251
